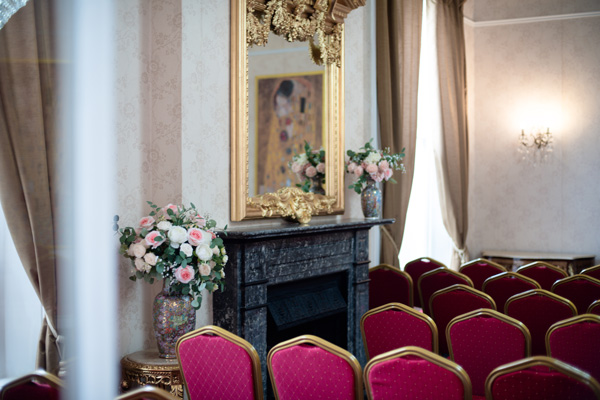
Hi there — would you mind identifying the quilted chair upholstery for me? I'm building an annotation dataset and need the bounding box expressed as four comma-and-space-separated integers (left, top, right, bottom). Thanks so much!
482, 272, 541, 314
505, 289, 576, 356
429, 284, 496, 355
485, 356, 600, 400
369, 264, 413, 309
447, 309, 531, 398
582, 265, 600, 281
516, 261, 568, 291
459, 258, 506, 291
267, 335, 362, 400
115, 386, 180, 400
404, 257, 446, 308
418, 268, 473, 316
176, 325, 263, 400
364, 346, 472, 400
588, 300, 600, 315
0, 369, 63, 400
360, 302, 438, 360
552, 274, 600, 314
546, 314, 600, 382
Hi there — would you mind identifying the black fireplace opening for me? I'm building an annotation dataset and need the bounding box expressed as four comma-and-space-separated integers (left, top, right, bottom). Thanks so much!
266, 272, 349, 351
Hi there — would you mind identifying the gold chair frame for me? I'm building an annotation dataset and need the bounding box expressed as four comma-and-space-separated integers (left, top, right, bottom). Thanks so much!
429, 284, 497, 323
446, 308, 532, 362
588, 299, 600, 314
363, 345, 472, 400
0, 369, 63, 400
551, 274, 600, 292
175, 325, 264, 400
459, 258, 506, 274
418, 268, 474, 312
115, 386, 179, 400
360, 302, 439, 360
267, 334, 362, 400
546, 313, 600, 357
516, 261, 568, 281
482, 271, 541, 294
484, 356, 600, 399
505, 288, 577, 315
404, 256, 447, 271
369, 263, 414, 308
581, 264, 600, 278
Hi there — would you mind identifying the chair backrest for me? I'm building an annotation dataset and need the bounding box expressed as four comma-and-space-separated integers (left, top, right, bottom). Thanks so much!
0, 370, 62, 400
418, 268, 473, 315
430, 284, 496, 355
516, 261, 568, 291
505, 289, 577, 356
447, 309, 531, 397
364, 346, 472, 400
459, 258, 506, 291
369, 264, 413, 309
404, 257, 446, 308
582, 265, 600, 281
482, 272, 541, 314
485, 356, 600, 400
176, 325, 263, 400
552, 274, 600, 314
115, 386, 180, 400
588, 300, 600, 315
360, 302, 438, 360
267, 335, 362, 400
546, 314, 600, 382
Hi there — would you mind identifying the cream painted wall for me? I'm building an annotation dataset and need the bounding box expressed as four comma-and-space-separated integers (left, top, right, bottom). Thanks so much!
465, 2, 600, 261
114, 1, 374, 356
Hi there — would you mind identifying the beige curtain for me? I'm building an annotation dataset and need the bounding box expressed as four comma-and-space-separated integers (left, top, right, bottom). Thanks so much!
435, 0, 470, 268
377, 0, 423, 269
0, 0, 61, 373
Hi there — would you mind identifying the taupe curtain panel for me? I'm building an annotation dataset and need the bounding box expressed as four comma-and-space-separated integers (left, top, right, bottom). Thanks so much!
376, 0, 423, 269
435, 0, 470, 268
0, 0, 61, 373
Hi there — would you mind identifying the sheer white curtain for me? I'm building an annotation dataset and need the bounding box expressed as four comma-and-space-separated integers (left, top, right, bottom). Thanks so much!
399, 0, 453, 269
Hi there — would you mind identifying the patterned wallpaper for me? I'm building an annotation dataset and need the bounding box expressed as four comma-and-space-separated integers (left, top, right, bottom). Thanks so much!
114, 1, 373, 356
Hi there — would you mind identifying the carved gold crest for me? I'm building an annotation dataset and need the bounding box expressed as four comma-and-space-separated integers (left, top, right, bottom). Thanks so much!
247, 187, 336, 224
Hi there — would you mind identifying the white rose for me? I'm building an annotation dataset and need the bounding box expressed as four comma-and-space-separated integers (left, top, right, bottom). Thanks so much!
213, 284, 219, 292
220, 270, 226, 278
364, 151, 382, 164
180, 243, 193, 258
134, 258, 146, 272
295, 153, 308, 165
195, 244, 213, 261
212, 246, 220, 255
199, 263, 211, 276
168, 226, 188, 248
132, 243, 146, 258
221, 247, 227, 256
127, 243, 136, 257
157, 220, 172, 231
144, 252, 158, 266
143, 263, 152, 273
222, 255, 229, 264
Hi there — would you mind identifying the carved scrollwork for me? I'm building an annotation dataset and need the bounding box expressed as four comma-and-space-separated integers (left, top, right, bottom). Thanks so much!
247, 187, 336, 224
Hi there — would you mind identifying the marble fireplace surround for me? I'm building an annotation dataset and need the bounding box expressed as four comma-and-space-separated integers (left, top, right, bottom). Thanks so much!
214, 218, 393, 395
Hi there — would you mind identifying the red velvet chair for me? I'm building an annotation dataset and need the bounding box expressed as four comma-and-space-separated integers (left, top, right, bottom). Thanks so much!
482, 272, 541, 314
588, 300, 600, 315
485, 356, 600, 400
459, 258, 506, 291
360, 302, 438, 360
364, 346, 472, 400
369, 264, 413, 309
404, 257, 446, 308
546, 314, 600, 382
418, 267, 473, 315
516, 261, 568, 291
429, 284, 496, 355
267, 335, 362, 400
116, 386, 180, 400
552, 274, 600, 314
447, 309, 531, 399
0, 370, 63, 400
505, 289, 577, 356
582, 265, 600, 281
176, 325, 264, 400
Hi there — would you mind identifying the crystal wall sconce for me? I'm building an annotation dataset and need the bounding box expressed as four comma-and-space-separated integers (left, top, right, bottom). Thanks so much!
518, 127, 553, 165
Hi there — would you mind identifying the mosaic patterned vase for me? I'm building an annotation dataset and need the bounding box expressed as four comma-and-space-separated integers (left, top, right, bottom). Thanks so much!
360, 178, 382, 219
153, 287, 196, 359
310, 176, 325, 195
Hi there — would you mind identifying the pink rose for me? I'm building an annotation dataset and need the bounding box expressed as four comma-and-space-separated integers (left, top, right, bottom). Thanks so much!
366, 164, 378, 174
188, 228, 212, 246
378, 160, 389, 171
291, 162, 303, 174
139, 216, 155, 229
199, 263, 211, 276
316, 162, 325, 173
305, 166, 317, 178
144, 230, 165, 249
194, 214, 206, 227
161, 204, 179, 219
347, 162, 357, 173
384, 169, 393, 180
174, 265, 195, 284
372, 172, 384, 183
354, 166, 364, 177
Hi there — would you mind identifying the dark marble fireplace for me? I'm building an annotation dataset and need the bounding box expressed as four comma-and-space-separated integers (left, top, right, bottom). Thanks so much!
214, 217, 393, 397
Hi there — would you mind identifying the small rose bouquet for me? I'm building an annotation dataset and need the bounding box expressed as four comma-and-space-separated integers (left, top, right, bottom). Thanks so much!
115, 201, 227, 309
346, 139, 405, 194
289, 141, 326, 192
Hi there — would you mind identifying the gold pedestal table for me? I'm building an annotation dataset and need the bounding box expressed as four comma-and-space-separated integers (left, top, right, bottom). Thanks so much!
120, 350, 184, 399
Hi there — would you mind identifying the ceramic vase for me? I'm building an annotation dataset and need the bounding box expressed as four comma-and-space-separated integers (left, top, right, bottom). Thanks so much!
152, 286, 196, 358
310, 176, 325, 195
360, 178, 382, 219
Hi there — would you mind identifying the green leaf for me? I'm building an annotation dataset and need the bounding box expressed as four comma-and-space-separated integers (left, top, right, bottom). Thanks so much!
136, 271, 143, 279
191, 299, 200, 309
129, 276, 136, 282
182, 286, 190, 295
211, 238, 223, 248
156, 264, 164, 274
190, 202, 196, 209
181, 258, 188, 268
141, 228, 148, 237
155, 236, 163, 242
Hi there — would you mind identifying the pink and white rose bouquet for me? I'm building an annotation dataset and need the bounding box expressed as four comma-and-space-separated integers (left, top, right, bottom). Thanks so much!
116, 201, 227, 309
346, 139, 405, 194
289, 141, 326, 193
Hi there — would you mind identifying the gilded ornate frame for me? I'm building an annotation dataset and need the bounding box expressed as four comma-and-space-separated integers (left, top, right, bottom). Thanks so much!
231, 0, 345, 221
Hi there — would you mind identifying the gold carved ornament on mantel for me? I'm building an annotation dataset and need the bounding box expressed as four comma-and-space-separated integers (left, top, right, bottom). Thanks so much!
247, 186, 336, 224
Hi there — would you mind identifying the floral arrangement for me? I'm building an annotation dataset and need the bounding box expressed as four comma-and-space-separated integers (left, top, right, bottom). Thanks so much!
115, 201, 227, 309
289, 141, 326, 192
346, 139, 405, 194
